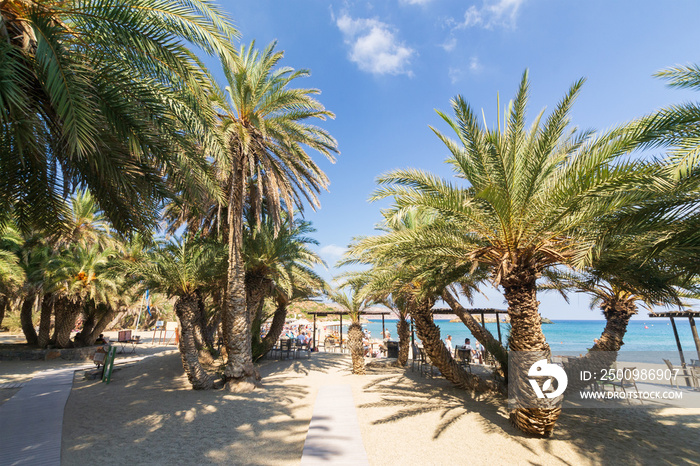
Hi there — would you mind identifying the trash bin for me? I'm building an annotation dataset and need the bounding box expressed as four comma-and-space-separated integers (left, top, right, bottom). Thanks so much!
386, 340, 399, 358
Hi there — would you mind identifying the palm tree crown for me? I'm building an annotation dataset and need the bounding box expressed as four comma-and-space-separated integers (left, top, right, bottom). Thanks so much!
0, 0, 238, 233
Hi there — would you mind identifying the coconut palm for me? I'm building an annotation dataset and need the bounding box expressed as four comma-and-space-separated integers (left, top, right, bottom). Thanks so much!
326, 287, 371, 375
216, 41, 338, 391
369, 71, 656, 436
124, 238, 226, 389
0, 0, 237, 234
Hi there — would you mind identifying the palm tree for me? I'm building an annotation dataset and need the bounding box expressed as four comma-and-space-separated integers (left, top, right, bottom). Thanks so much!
345, 209, 507, 384
124, 238, 226, 389
0, 225, 25, 329
369, 71, 654, 436
45, 243, 118, 348
326, 287, 371, 375
242, 211, 326, 360
0, 0, 237, 234
216, 41, 338, 392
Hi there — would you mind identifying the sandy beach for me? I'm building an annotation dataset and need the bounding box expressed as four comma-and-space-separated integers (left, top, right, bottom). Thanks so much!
2, 330, 699, 465
14, 347, 688, 465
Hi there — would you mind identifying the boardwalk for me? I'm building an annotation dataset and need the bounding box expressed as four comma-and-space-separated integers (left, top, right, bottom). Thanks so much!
0, 366, 87, 466
300, 384, 369, 465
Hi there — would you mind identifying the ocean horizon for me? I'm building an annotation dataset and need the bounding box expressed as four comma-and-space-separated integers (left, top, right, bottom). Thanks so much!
360, 318, 700, 365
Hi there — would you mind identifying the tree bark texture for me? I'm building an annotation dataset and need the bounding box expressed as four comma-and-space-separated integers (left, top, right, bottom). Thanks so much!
395, 316, 410, 367
347, 320, 366, 375
0, 295, 7, 329
501, 263, 560, 438
20, 294, 38, 346
175, 292, 214, 390
253, 295, 288, 361
37, 293, 54, 348
79, 302, 118, 347
53, 297, 80, 349
222, 156, 260, 392
564, 298, 637, 390
410, 296, 493, 392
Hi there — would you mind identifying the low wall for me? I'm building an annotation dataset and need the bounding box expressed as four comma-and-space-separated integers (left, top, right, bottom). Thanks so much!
0, 345, 99, 361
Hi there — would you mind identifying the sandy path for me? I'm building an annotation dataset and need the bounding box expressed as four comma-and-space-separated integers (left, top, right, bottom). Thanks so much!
60, 353, 700, 465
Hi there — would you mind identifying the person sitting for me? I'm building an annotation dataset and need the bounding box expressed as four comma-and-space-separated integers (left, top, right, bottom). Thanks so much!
297, 331, 308, 346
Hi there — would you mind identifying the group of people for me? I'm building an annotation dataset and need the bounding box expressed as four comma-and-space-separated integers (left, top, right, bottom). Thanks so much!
444, 335, 485, 364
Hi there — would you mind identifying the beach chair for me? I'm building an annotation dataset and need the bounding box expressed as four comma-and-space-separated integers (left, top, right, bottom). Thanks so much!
609, 367, 642, 404
663, 359, 682, 390
280, 339, 292, 360
455, 347, 472, 373
663, 359, 695, 389
411, 344, 424, 372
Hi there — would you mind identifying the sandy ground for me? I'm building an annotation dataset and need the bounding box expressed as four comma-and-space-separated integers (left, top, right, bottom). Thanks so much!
49, 350, 700, 466
3, 331, 700, 465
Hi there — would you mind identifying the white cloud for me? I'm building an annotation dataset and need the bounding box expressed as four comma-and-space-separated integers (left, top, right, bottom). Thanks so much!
399, 0, 433, 5
336, 14, 415, 76
319, 244, 347, 259
469, 56, 483, 72
448, 56, 483, 84
440, 37, 457, 52
455, 0, 525, 30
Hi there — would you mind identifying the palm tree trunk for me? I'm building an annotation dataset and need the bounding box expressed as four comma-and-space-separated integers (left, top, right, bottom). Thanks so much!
222, 158, 260, 392
347, 320, 366, 375
0, 295, 7, 329
564, 298, 637, 390
442, 290, 509, 375
20, 294, 38, 346
81, 303, 119, 347
246, 274, 268, 325
501, 264, 560, 438
395, 316, 410, 367
410, 296, 493, 392
38, 293, 53, 348
175, 293, 214, 390
53, 297, 80, 349
253, 295, 288, 361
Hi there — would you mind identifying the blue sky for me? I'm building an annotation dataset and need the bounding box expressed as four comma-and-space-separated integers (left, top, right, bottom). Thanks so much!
213, 0, 700, 319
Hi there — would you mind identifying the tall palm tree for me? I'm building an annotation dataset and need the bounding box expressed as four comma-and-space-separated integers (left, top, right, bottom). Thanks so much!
369, 71, 656, 436
124, 238, 226, 389
0, 0, 237, 234
216, 41, 338, 392
326, 287, 371, 375
242, 211, 326, 360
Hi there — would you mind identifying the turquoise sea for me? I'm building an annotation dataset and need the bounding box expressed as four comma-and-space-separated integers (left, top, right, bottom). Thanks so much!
361, 318, 700, 364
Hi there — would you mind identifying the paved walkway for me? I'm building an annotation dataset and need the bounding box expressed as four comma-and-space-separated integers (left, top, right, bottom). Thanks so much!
300, 384, 369, 465
0, 355, 146, 465
0, 366, 89, 465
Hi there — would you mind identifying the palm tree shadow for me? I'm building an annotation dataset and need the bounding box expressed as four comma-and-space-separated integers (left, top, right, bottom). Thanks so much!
260, 353, 351, 377
359, 371, 510, 440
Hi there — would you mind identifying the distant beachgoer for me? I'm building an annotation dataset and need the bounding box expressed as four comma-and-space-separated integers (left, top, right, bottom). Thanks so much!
444, 335, 453, 355
384, 330, 391, 340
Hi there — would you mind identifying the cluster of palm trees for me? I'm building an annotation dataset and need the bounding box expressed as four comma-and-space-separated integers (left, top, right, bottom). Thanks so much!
0, 1, 336, 393
341, 69, 700, 437
4, 0, 700, 440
